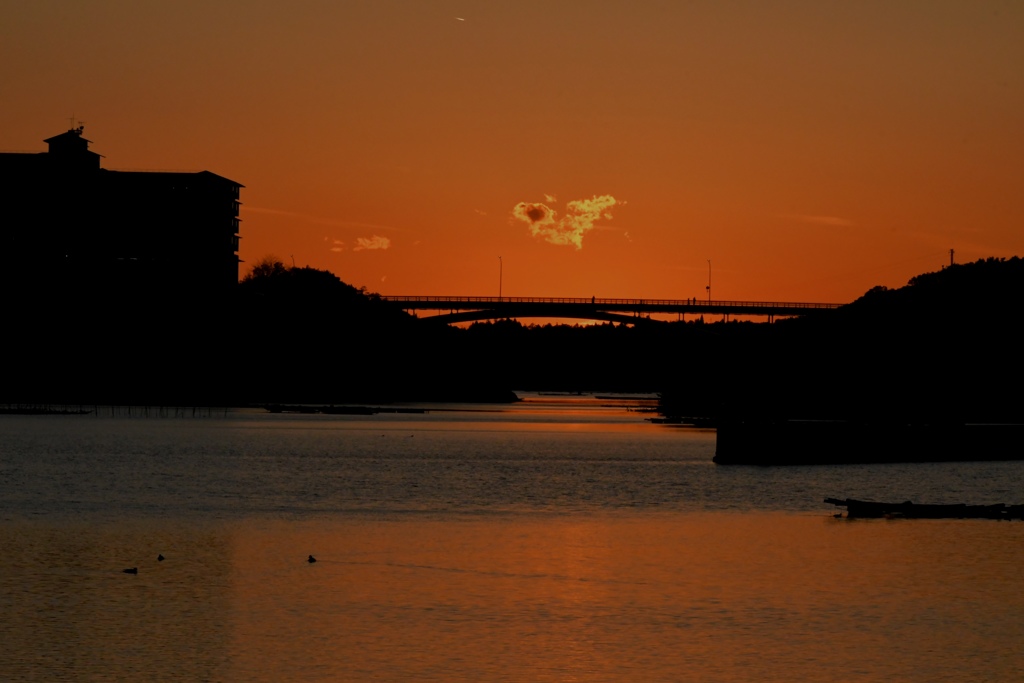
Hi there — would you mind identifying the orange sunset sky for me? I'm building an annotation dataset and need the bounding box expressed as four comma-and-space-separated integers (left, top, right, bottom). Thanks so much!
3, 1, 1022, 303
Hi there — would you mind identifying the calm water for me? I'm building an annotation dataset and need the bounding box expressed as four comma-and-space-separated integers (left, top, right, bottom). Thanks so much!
2, 395, 1023, 681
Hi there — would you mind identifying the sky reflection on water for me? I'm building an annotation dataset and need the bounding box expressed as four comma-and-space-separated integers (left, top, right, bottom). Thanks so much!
3, 514, 1023, 682
2, 396, 1023, 680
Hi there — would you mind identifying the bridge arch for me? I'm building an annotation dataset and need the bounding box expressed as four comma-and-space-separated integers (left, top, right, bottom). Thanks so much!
382, 296, 842, 325
418, 307, 662, 326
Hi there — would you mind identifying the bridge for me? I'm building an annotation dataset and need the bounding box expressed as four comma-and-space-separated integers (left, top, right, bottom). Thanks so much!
382, 296, 844, 325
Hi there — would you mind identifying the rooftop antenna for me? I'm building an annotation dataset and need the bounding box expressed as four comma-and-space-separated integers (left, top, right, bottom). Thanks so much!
67, 114, 85, 134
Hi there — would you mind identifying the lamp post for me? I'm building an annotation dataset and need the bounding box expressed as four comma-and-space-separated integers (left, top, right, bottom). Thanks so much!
498, 256, 503, 301
706, 259, 711, 303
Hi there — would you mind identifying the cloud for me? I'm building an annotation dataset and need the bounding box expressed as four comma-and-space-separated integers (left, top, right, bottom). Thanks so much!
544, 193, 557, 203
353, 235, 391, 251
783, 214, 856, 228
329, 239, 344, 253
512, 194, 618, 249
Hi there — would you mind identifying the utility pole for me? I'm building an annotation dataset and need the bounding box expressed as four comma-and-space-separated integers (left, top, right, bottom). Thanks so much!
950, 249, 955, 267
706, 259, 712, 303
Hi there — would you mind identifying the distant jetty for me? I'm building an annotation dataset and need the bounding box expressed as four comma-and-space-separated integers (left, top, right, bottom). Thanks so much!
713, 420, 1024, 466
264, 404, 427, 415
826, 498, 1024, 520
0, 405, 92, 415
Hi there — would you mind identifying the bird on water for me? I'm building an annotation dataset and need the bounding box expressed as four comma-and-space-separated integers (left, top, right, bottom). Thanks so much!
123, 567, 138, 574
308, 555, 317, 563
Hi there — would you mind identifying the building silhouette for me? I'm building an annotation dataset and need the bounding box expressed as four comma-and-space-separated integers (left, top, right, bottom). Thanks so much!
0, 126, 243, 299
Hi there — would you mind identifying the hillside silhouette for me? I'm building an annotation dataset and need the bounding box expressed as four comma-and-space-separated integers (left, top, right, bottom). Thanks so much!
659, 256, 1024, 424
234, 255, 1024, 417
6, 255, 1022, 415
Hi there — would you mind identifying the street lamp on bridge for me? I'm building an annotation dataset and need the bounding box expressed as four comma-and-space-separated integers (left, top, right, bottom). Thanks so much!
706, 259, 712, 303
498, 256, 503, 301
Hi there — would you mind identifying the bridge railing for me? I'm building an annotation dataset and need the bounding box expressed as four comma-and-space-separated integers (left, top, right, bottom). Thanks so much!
382, 295, 843, 310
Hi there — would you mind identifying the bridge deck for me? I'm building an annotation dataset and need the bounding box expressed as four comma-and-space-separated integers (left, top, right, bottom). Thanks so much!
382, 296, 843, 322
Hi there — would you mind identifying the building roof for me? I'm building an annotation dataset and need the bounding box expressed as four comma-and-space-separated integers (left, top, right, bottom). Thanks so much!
43, 126, 91, 146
